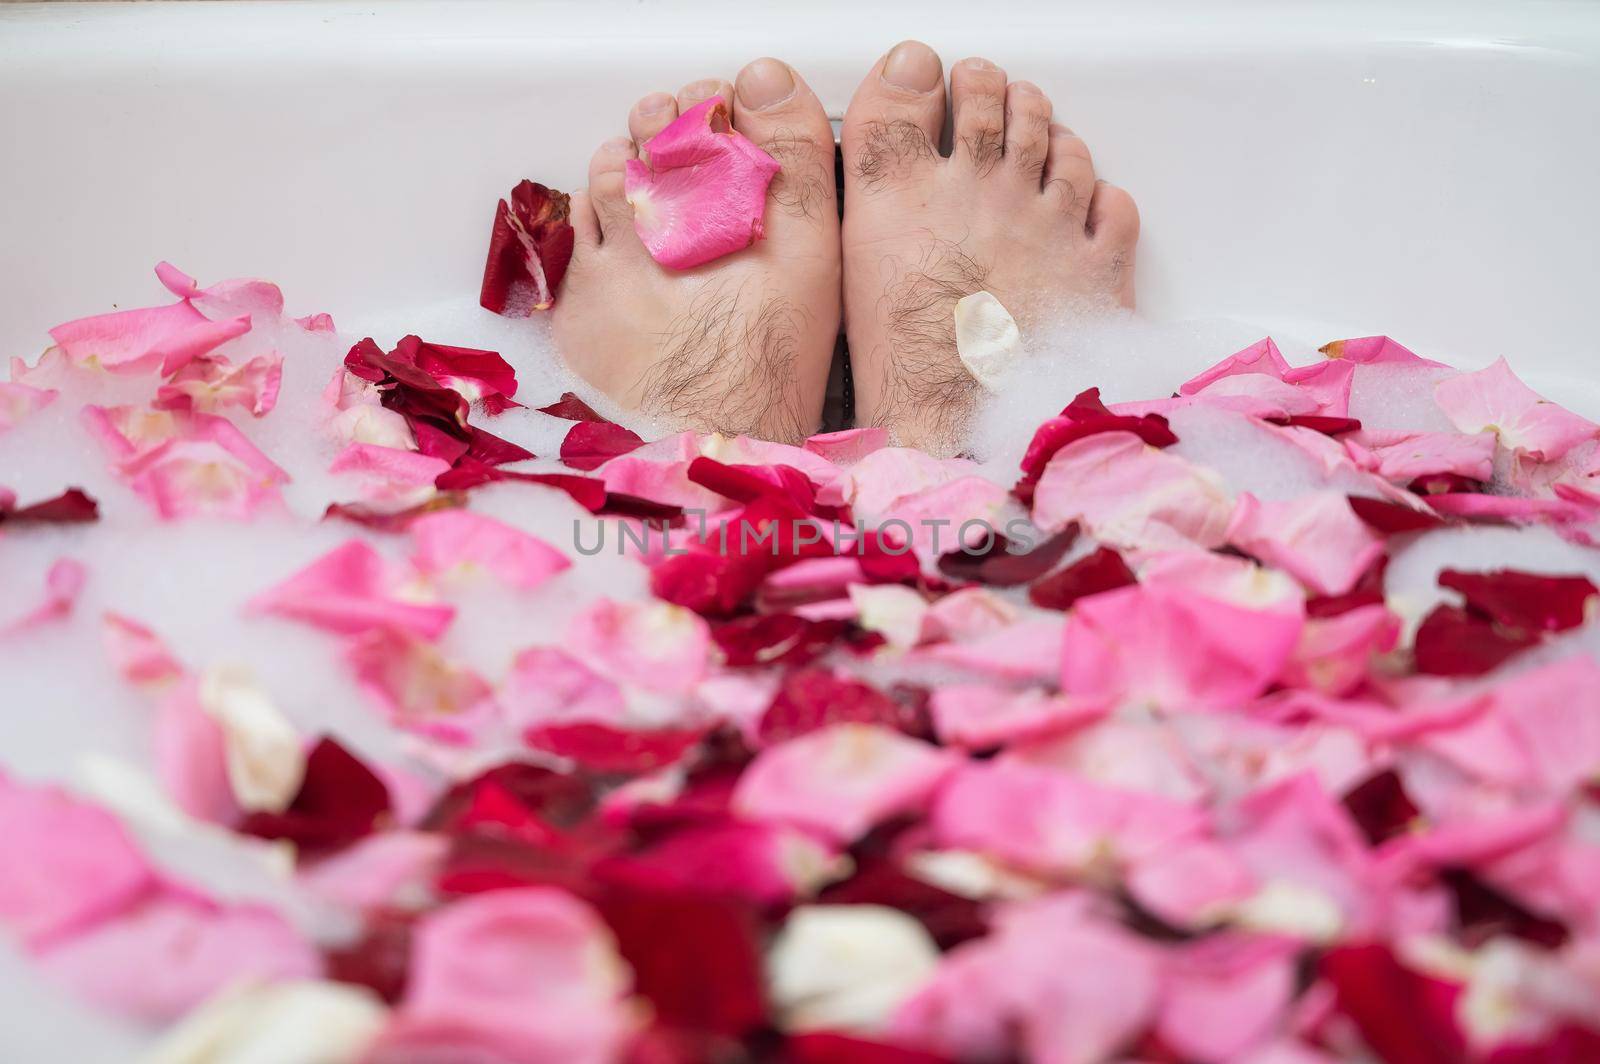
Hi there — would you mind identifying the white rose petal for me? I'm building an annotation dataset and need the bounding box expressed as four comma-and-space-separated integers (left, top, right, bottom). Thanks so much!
199, 665, 306, 814
767, 905, 940, 1034
954, 291, 1023, 391
142, 979, 387, 1064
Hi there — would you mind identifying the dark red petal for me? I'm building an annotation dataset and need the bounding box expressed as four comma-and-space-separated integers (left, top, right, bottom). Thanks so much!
687, 457, 816, 513
463, 425, 535, 467
1028, 546, 1137, 611
237, 737, 391, 854
650, 546, 772, 618
783, 1033, 954, 1064
757, 669, 916, 746
1486, 1024, 1600, 1064
1348, 495, 1446, 534
597, 888, 767, 1037
322, 492, 468, 533
1265, 414, 1363, 436
395, 335, 521, 407
434, 460, 608, 512
522, 722, 708, 775
598, 493, 686, 524
711, 614, 852, 668
1341, 769, 1421, 846
937, 525, 1079, 586
323, 908, 414, 1004
1320, 943, 1466, 1064
1441, 868, 1569, 950
818, 858, 988, 950
1413, 604, 1540, 677
1438, 568, 1598, 633
1063, 387, 1113, 420
536, 392, 608, 423
423, 761, 596, 834
480, 180, 575, 316
560, 421, 645, 471
1306, 554, 1389, 618
0, 487, 99, 525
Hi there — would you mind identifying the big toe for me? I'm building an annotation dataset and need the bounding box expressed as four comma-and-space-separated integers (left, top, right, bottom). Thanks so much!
842, 39, 946, 194
732, 58, 839, 231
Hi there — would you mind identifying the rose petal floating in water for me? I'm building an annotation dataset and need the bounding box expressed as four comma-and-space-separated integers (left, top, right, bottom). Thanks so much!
479, 180, 575, 315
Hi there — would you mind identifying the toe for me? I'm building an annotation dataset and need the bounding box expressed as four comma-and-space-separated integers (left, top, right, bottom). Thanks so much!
950, 57, 1008, 176
569, 187, 601, 247
1088, 180, 1139, 306
588, 136, 638, 243
1087, 179, 1140, 247
1004, 81, 1053, 184
1042, 122, 1096, 223
628, 92, 678, 147
842, 39, 946, 194
677, 77, 735, 116
733, 57, 839, 229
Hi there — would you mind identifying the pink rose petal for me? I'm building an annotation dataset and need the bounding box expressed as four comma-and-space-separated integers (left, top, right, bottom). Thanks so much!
624, 97, 781, 270
1435, 357, 1599, 462
409, 510, 570, 591
247, 539, 454, 640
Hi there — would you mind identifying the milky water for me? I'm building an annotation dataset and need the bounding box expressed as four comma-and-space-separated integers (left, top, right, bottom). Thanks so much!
2, 286, 1598, 1060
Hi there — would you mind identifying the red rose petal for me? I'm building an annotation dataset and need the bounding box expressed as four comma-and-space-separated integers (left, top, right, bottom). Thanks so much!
480, 180, 575, 315
711, 614, 852, 668
1027, 545, 1137, 611
1438, 568, 1598, 633
560, 421, 646, 471
1341, 768, 1421, 846
1442, 868, 1569, 950
434, 460, 608, 512
937, 525, 1080, 587
393, 335, 521, 414
237, 737, 391, 854
1306, 554, 1389, 618
0, 487, 99, 525
1320, 942, 1466, 1064
817, 858, 988, 950
1265, 414, 1363, 436
522, 722, 708, 775
597, 888, 767, 1037
536, 392, 608, 423
1348, 495, 1446, 534
757, 669, 919, 746
1015, 389, 1179, 504
784, 1033, 954, 1064
322, 493, 468, 533
323, 908, 414, 1004
1412, 604, 1539, 677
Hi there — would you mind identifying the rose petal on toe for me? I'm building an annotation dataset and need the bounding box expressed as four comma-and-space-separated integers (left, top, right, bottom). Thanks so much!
624, 97, 782, 270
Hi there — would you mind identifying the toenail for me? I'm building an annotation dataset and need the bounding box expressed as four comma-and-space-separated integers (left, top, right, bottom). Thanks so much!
882, 41, 942, 93
1011, 80, 1043, 96
960, 57, 998, 72
737, 58, 796, 111
601, 137, 632, 154
637, 92, 673, 116
683, 79, 723, 102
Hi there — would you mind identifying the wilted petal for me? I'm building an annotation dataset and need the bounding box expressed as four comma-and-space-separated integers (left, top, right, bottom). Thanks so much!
480, 181, 576, 315
624, 97, 781, 270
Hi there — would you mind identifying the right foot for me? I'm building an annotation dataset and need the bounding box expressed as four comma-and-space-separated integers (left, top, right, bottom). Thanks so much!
552, 60, 841, 444
841, 41, 1141, 453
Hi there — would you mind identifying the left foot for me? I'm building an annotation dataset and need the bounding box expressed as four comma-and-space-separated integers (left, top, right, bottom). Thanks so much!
551, 60, 842, 443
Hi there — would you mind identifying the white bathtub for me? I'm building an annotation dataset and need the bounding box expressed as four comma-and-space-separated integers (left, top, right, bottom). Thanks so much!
2, 1, 1599, 1057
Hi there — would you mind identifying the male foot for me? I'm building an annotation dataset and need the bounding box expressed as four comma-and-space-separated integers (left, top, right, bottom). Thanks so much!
552, 60, 841, 443
841, 41, 1140, 453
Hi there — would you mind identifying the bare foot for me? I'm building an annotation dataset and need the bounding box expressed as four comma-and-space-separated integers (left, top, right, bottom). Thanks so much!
841, 41, 1140, 452
552, 60, 841, 443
